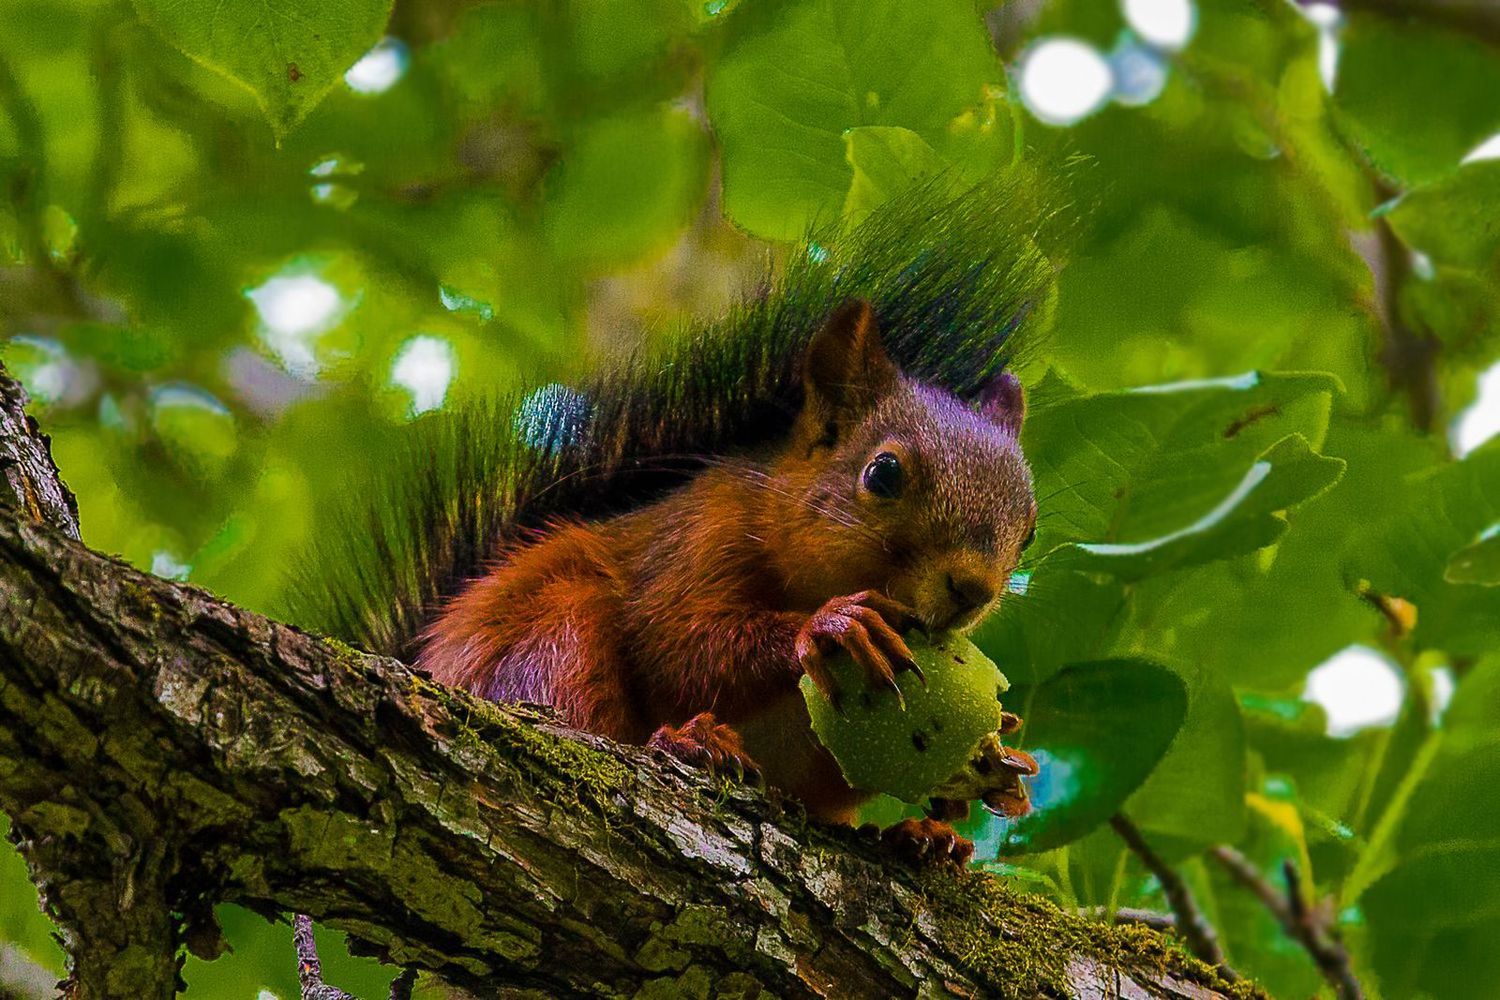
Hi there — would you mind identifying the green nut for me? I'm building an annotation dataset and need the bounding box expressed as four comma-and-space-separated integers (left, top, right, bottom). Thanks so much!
799, 632, 1008, 803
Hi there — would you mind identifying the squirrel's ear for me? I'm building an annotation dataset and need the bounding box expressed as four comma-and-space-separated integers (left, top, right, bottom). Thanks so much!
977, 371, 1025, 437
802, 299, 897, 428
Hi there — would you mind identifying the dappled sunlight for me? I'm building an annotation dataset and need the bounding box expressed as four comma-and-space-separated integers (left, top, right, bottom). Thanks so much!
1299, 2, 1343, 92
1122, 0, 1195, 51
1303, 645, 1404, 737
245, 266, 351, 379
390, 335, 455, 417
344, 37, 408, 95
1452, 360, 1500, 456
1462, 133, 1500, 165
1019, 39, 1113, 126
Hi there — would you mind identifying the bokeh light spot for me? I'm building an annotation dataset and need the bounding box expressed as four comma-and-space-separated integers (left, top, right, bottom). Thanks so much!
1462, 133, 1500, 165
1020, 38, 1114, 126
1303, 645, 1404, 737
345, 38, 409, 95
246, 269, 348, 379
1122, 0, 1195, 51
1452, 360, 1500, 456
391, 336, 456, 417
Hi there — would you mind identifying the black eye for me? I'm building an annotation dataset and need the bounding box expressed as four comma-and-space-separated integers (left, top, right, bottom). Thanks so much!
861, 452, 903, 499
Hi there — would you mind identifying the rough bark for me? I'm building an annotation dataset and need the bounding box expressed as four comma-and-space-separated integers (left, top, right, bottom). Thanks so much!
0, 371, 78, 541
0, 365, 1251, 999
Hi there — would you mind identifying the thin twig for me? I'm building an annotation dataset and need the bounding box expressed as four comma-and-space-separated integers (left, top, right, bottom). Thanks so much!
1110, 814, 1240, 982
389, 969, 418, 1000
1079, 905, 1178, 933
293, 914, 357, 1000
1354, 181, 1441, 433
293, 913, 419, 1000
1210, 845, 1364, 1000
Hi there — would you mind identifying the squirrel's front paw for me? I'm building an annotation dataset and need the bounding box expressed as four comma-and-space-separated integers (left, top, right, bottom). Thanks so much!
879, 818, 974, 866
795, 590, 922, 711
649, 712, 762, 785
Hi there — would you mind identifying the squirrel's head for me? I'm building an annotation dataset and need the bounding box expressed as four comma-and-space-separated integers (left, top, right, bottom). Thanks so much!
774, 299, 1036, 632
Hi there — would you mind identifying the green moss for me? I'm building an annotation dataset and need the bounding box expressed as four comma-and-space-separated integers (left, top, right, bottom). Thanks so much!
320, 636, 367, 671
913, 869, 1261, 999
413, 675, 633, 809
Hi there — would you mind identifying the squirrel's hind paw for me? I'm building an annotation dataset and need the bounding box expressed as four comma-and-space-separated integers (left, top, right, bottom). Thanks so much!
879, 818, 974, 867
649, 712, 762, 786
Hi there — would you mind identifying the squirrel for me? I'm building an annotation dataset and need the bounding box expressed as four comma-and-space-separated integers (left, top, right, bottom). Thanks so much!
290, 180, 1055, 863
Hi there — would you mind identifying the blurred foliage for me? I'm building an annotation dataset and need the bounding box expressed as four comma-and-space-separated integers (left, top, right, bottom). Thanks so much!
3, 0, 1500, 997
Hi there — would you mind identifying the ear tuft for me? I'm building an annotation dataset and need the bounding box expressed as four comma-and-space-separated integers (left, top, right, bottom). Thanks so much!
803, 299, 896, 415
977, 371, 1025, 437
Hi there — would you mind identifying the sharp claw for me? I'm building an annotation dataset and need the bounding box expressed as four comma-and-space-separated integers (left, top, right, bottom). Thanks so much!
1000, 747, 1040, 776
903, 655, 925, 685
999, 711, 1023, 735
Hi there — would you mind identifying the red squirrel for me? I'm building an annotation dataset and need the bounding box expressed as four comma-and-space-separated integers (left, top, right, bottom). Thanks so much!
418, 300, 1037, 862
290, 184, 1054, 862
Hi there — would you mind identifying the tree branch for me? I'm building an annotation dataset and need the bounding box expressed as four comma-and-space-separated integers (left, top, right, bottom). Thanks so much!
0, 364, 1250, 998
1210, 845, 1362, 1000
0, 366, 79, 541
1110, 814, 1240, 984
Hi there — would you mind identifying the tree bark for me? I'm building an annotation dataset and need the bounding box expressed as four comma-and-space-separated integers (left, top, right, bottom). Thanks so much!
0, 365, 1250, 999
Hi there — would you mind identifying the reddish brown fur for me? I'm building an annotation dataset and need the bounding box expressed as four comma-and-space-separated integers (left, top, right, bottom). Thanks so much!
419, 301, 1036, 835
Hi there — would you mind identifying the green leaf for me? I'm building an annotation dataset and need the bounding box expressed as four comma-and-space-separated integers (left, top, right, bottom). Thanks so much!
998, 659, 1187, 854
543, 106, 710, 272
1025, 371, 1345, 581
131, 0, 394, 139
1352, 440, 1500, 656
705, 0, 1009, 239
974, 569, 1126, 687
1054, 434, 1344, 580
842, 126, 949, 221
1357, 659, 1500, 998
1354, 658, 1500, 925
1388, 161, 1500, 273
1334, 13, 1500, 186
1123, 667, 1247, 852
1446, 532, 1500, 586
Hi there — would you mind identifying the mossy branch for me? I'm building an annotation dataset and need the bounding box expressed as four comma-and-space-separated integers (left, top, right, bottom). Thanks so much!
0, 364, 1252, 999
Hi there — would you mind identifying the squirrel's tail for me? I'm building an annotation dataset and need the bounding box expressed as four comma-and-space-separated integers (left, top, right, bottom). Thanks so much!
284, 172, 1068, 659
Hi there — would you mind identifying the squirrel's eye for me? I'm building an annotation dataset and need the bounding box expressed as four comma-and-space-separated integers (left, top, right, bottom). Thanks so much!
861, 452, 903, 499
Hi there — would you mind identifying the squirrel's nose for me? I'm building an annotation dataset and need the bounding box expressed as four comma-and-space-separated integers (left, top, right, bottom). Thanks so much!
945, 573, 995, 612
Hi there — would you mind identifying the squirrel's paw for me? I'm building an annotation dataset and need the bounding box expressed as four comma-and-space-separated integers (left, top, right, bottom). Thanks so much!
648, 712, 762, 785
879, 818, 974, 867
978, 738, 1037, 818
796, 590, 922, 711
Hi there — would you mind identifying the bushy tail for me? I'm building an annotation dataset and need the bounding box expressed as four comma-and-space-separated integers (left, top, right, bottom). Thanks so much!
284, 173, 1068, 659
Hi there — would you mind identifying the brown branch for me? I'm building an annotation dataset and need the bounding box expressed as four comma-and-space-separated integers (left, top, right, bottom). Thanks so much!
1349, 183, 1441, 433
1110, 814, 1240, 983
1210, 845, 1363, 1000
0, 362, 80, 540
0, 364, 1249, 998
293, 915, 356, 1000
387, 970, 416, 1000
294, 914, 417, 1000
1079, 906, 1178, 933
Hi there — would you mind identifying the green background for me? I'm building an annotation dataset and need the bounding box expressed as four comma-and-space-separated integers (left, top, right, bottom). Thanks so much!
4, 0, 1499, 996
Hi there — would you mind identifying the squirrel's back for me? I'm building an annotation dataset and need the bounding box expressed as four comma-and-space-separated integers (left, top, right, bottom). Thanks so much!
285, 175, 1064, 659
